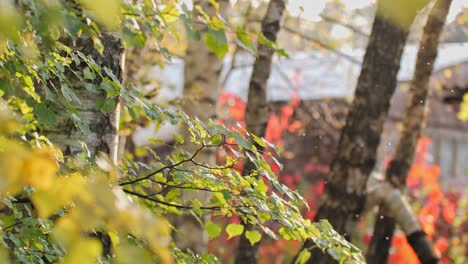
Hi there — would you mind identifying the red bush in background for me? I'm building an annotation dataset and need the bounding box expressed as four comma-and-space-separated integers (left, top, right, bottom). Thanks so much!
210, 92, 467, 263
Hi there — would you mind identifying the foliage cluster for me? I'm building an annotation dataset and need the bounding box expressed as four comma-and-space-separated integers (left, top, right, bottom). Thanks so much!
214, 92, 467, 264
0, 0, 365, 263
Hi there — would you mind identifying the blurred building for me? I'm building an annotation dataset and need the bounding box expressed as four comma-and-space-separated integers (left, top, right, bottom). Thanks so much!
141, 43, 468, 187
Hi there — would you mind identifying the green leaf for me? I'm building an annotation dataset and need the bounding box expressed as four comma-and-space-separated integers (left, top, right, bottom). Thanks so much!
210, 134, 223, 145
208, 17, 225, 31
160, 4, 180, 23
173, 134, 184, 144
61, 84, 81, 103
245, 230, 261, 245
165, 189, 181, 201
234, 133, 252, 150
294, 249, 311, 264
236, 27, 256, 55
148, 137, 164, 145
204, 28, 228, 59
252, 134, 266, 147
208, 0, 220, 11
258, 212, 271, 223
35, 104, 56, 125
122, 26, 147, 48
204, 221, 221, 239
226, 223, 244, 239
258, 33, 288, 58
83, 67, 95, 80
97, 98, 117, 113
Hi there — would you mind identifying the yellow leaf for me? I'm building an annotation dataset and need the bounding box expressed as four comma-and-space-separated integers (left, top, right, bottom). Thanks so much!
22, 148, 58, 190
31, 174, 85, 218
0, 139, 27, 196
160, 4, 180, 23
80, 0, 121, 29
53, 216, 80, 248
114, 241, 153, 264
60, 238, 102, 264
443, 69, 452, 78
457, 93, 468, 121
0, 246, 11, 264
377, 0, 429, 29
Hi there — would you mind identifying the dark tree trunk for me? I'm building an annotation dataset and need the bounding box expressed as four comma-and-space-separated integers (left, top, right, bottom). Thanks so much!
234, 0, 286, 263
295, 0, 428, 263
367, 0, 452, 263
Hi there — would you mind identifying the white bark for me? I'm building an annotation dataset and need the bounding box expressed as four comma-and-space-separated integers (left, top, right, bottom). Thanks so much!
172, 0, 230, 253
365, 174, 420, 235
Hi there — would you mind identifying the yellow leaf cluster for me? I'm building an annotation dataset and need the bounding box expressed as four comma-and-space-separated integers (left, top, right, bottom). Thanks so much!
0, 139, 58, 195
80, 0, 122, 29
458, 93, 468, 121
0, 110, 172, 263
377, 0, 429, 29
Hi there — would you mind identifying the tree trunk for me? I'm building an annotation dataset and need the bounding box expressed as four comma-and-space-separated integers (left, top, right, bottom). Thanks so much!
234, 1, 286, 263
295, 0, 428, 263
43, 33, 124, 256
44, 34, 123, 165
171, 0, 229, 253
367, 0, 452, 263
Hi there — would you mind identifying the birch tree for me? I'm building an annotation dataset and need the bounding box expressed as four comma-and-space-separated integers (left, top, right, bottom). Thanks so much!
43, 35, 123, 164
367, 0, 453, 263
172, 0, 230, 253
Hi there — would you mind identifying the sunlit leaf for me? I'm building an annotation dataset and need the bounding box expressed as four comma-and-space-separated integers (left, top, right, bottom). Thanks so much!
204, 28, 228, 59
204, 221, 222, 239
226, 223, 244, 239
245, 230, 261, 245
80, 0, 121, 29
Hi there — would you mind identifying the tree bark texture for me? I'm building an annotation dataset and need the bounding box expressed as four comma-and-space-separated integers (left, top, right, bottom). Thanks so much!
367, 0, 452, 263
296, 0, 427, 263
172, 0, 229, 253
44, 34, 123, 165
44, 33, 124, 256
234, 1, 286, 263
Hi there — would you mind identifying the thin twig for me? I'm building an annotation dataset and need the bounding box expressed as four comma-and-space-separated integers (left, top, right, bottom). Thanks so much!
282, 25, 361, 65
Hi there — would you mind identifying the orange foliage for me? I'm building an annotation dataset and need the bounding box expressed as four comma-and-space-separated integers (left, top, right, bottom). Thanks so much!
216, 93, 465, 263
388, 234, 420, 264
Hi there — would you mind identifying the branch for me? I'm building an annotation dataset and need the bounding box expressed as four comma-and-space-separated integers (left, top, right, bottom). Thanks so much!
221, 2, 252, 87
123, 189, 222, 210
282, 25, 361, 65
364, 176, 438, 263
123, 189, 253, 213
365, 178, 420, 234
149, 179, 226, 193
319, 14, 369, 37
119, 144, 205, 186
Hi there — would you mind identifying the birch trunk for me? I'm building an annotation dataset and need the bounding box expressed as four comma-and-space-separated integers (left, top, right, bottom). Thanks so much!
295, 0, 428, 263
367, 0, 452, 263
45, 33, 122, 163
43, 33, 124, 256
171, 0, 229, 253
234, 1, 286, 263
